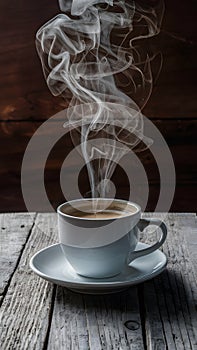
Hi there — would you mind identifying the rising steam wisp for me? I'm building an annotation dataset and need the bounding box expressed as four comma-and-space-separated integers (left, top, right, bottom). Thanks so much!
36, 0, 164, 206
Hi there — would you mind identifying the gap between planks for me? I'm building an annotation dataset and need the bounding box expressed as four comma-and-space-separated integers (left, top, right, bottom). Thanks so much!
0, 213, 197, 350
0, 212, 36, 305
143, 213, 197, 350
0, 213, 58, 350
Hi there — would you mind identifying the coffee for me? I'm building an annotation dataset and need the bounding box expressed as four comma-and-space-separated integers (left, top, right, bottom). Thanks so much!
61, 199, 137, 219
68, 210, 128, 219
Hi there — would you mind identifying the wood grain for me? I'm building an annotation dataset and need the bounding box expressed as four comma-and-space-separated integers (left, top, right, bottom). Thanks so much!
0, 120, 197, 211
0, 213, 35, 300
0, 213, 57, 350
0, 0, 196, 212
0, 0, 196, 121
143, 213, 197, 350
48, 288, 144, 350
0, 213, 197, 349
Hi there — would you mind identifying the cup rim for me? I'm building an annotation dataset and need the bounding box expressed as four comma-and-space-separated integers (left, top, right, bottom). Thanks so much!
57, 198, 141, 221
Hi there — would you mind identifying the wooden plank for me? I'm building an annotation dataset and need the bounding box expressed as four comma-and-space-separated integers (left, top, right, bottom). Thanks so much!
161, 214, 197, 350
47, 288, 90, 350
0, 213, 35, 299
48, 287, 144, 350
0, 213, 57, 350
175, 215, 197, 350
143, 213, 197, 350
0, 1, 196, 121
180, 215, 197, 276
0, 213, 196, 349
0, 120, 197, 212
1, 118, 196, 189
143, 281, 167, 350
140, 213, 173, 349
143, 0, 197, 120
0, 180, 196, 214
0, 0, 64, 121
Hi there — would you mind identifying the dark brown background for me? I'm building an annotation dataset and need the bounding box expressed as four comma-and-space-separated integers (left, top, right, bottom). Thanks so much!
0, 0, 196, 212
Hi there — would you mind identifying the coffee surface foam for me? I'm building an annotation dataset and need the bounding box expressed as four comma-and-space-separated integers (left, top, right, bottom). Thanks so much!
70, 210, 127, 219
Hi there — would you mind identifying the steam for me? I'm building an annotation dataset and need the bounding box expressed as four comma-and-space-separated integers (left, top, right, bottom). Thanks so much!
36, 0, 164, 201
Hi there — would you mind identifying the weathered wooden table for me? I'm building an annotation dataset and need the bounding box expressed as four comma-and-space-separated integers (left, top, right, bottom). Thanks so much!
0, 213, 196, 349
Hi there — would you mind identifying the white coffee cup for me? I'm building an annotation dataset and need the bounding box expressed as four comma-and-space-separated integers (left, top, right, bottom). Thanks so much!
57, 198, 167, 278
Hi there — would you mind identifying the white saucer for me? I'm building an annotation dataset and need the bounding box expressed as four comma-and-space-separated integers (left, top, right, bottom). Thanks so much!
30, 243, 167, 294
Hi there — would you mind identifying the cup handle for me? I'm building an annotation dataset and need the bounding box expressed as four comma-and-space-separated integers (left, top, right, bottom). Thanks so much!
128, 218, 167, 262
